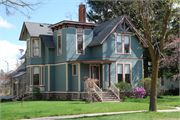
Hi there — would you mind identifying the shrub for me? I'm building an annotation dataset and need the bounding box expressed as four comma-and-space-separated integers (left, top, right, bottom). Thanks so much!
133, 86, 146, 98
115, 82, 132, 99
115, 82, 131, 92
33, 87, 42, 100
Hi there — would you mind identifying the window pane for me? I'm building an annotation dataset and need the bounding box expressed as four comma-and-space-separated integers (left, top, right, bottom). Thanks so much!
118, 74, 123, 83
77, 35, 83, 53
124, 36, 129, 44
117, 35, 122, 43
33, 40, 39, 47
118, 64, 122, 74
34, 48, 39, 56
117, 43, 122, 53
124, 44, 129, 53
125, 64, 130, 74
124, 36, 129, 53
125, 74, 130, 83
33, 67, 39, 85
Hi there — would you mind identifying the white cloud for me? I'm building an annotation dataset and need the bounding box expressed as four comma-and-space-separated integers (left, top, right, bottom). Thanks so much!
0, 40, 26, 72
0, 16, 16, 29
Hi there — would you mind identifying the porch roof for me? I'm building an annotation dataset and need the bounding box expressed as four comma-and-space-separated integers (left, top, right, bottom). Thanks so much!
13, 71, 26, 78
68, 60, 116, 64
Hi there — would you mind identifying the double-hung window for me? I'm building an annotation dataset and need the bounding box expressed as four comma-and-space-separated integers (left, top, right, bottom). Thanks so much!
33, 39, 40, 57
117, 63, 131, 84
33, 67, 40, 85
77, 28, 84, 54
116, 35, 130, 54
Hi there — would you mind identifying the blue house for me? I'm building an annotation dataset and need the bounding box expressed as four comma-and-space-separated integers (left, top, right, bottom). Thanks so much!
14, 4, 148, 101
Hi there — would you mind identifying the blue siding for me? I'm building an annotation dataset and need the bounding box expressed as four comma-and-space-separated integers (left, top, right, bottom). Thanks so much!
66, 28, 93, 61
103, 35, 143, 58
91, 45, 102, 60
80, 63, 89, 91
50, 66, 55, 91
54, 64, 67, 91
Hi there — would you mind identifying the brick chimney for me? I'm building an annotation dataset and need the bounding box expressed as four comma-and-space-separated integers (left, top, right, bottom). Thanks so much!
79, 4, 86, 22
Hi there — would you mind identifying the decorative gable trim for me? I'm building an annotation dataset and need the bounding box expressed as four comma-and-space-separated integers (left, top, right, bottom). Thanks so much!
89, 15, 148, 48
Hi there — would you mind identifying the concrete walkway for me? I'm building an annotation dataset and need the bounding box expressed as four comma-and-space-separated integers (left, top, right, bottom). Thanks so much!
20, 107, 180, 120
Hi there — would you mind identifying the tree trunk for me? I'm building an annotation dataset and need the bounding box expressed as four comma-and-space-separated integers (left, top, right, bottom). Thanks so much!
143, 55, 149, 78
149, 58, 159, 111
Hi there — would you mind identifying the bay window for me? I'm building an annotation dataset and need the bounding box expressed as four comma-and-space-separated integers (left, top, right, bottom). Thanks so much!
33, 67, 39, 85
33, 39, 40, 57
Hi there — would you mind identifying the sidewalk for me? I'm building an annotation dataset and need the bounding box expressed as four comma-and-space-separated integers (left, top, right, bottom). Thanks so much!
20, 107, 180, 120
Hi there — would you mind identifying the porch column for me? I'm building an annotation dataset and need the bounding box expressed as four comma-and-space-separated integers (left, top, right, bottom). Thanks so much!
109, 64, 111, 87
91, 64, 94, 79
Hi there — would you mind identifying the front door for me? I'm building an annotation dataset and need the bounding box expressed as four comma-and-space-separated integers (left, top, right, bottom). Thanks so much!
90, 65, 100, 87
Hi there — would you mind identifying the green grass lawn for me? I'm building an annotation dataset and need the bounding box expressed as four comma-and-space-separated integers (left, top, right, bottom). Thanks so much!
0, 101, 173, 119
64, 112, 180, 120
123, 95, 180, 107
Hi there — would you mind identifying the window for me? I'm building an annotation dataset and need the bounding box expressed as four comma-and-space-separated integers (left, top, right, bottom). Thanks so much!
76, 28, 84, 54
72, 64, 77, 76
77, 35, 83, 54
124, 36, 130, 53
27, 40, 30, 57
117, 64, 123, 83
33, 67, 39, 85
117, 35, 122, 53
116, 35, 130, 54
117, 63, 131, 84
33, 39, 40, 57
58, 35, 62, 55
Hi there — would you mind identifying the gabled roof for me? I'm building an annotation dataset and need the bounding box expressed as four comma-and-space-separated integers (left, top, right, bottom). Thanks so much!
40, 35, 56, 48
88, 15, 148, 48
19, 22, 53, 40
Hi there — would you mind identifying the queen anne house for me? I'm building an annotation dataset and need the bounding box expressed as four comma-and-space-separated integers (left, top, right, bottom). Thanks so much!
12, 4, 148, 101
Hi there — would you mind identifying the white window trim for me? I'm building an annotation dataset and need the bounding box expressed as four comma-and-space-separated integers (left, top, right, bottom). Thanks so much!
31, 38, 41, 58
76, 28, 85, 55
57, 29, 62, 56
116, 62, 132, 84
115, 33, 131, 54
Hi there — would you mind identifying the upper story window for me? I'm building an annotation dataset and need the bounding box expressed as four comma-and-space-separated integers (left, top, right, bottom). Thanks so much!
27, 39, 30, 58
76, 28, 84, 54
32, 39, 40, 57
57, 29, 62, 56
116, 35, 130, 54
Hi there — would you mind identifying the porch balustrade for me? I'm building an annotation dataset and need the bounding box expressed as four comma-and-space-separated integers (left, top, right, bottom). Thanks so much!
92, 81, 103, 100
110, 81, 120, 99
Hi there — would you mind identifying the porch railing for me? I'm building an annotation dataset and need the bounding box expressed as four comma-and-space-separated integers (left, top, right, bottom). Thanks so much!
92, 81, 102, 100
110, 82, 120, 99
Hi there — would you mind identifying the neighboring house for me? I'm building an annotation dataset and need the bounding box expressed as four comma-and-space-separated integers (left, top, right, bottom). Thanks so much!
15, 4, 148, 101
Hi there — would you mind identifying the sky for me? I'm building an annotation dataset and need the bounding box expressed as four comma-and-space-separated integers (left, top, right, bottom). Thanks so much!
0, 0, 88, 73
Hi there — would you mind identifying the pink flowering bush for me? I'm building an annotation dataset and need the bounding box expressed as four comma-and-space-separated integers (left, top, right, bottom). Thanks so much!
133, 86, 146, 98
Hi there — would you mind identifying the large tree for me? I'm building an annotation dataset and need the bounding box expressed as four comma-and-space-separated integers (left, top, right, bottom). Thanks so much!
87, 0, 179, 111
0, 0, 46, 19
159, 35, 180, 81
